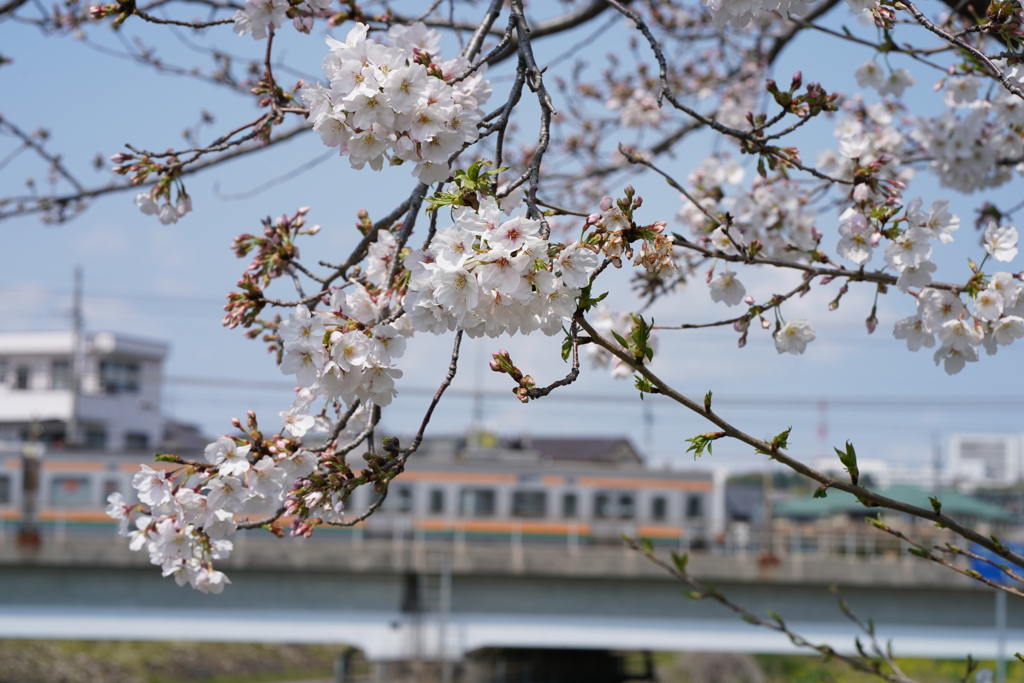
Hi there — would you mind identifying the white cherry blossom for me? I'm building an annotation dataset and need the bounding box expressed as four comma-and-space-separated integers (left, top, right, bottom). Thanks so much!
774, 319, 816, 355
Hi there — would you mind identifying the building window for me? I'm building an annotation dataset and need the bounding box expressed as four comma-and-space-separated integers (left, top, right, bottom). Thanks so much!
50, 476, 93, 508
512, 490, 547, 518
562, 492, 578, 518
429, 489, 445, 514
594, 492, 612, 519
51, 360, 72, 390
651, 496, 667, 521
100, 360, 140, 394
0, 475, 10, 504
687, 495, 704, 518
124, 432, 150, 450
0, 360, 7, 384
459, 488, 495, 517
15, 366, 30, 390
85, 428, 107, 449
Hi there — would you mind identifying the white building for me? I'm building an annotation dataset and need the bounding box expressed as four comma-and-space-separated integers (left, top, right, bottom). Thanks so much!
948, 433, 1024, 488
0, 331, 167, 452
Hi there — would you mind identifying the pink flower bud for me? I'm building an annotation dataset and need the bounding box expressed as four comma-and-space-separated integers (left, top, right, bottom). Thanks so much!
868, 232, 881, 247
599, 196, 613, 211
761, 317, 771, 329
744, 295, 755, 305
853, 183, 870, 203
110, 152, 132, 164
587, 213, 601, 225
811, 227, 822, 242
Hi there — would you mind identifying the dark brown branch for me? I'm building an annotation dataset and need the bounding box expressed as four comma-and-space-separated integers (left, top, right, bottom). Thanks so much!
575, 314, 1024, 572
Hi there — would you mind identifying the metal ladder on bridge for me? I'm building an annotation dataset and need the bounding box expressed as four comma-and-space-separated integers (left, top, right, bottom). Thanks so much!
417, 545, 454, 683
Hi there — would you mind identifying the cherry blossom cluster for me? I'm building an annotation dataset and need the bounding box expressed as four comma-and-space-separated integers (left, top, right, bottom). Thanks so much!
299, 23, 491, 184
106, 433, 318, 593
834, 198, 959, 287
816, 99, 914, 202
232, 0, 331, 40
911, 65, 1024, 193
894, 263, 1024, 375
402, 196, 599, 338
606, 88, 666, 128
700, 0, 875, 29
700, 0, 812, 29
278, 292, 408, 408
678, 156, 819, 267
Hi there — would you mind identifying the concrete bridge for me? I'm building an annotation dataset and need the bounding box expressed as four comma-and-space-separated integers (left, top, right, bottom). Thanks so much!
1, 532, 1020, 662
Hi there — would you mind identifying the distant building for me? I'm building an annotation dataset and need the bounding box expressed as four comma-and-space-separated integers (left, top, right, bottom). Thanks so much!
948, 433, 1024, 488
0, 331, 167, 452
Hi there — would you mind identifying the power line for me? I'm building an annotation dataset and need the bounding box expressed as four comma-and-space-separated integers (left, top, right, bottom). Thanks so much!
162, 375, 1024, 411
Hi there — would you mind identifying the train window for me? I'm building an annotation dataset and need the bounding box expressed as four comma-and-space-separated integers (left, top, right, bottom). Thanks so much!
50, 476, 93, 508
511, 491, 547, 517
0, 475, 10, 504
687, 494, 704, 518
562, 493, 578, 518
618, 493, 635, 519
651, 496, 667, 521
594, 492, 612, 518
459, 488, 495, 517
103, 480, 120, 500
429, 489, 445, 514
124, 432, 150, 450
15, 366, 30, 390
395, 486, 413, 513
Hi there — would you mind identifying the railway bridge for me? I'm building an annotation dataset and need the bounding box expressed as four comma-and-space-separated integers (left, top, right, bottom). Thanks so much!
0, 533, 1020, 662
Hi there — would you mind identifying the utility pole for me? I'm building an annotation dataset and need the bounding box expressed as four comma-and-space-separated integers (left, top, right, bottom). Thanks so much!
17, 420, 42, 552
67, 266, 84, 447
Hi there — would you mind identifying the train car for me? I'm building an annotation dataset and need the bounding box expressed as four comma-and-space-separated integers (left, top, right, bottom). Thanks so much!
0, 435, 726, 548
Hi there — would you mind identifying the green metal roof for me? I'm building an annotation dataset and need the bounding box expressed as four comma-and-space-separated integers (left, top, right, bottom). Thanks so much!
774, 484, 1015, 522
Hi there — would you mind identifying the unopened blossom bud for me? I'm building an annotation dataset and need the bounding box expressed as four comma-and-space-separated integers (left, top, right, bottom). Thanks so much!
110, 152, 132, 164
231, 417, 243, 429
811, 226, 822, 242
623, 185, 635, 197
306, 224, 321, 235
761, 317, 771, 329
733, 321, 745, 332
489, 360, 503, 373
633, 196, 643, 208
744, 295, 755, 305
791, 71, 802, 90
599, 196, 613, 211
865, 313, 878, 334
853, 183, 870, 203
868, 232, 881, 247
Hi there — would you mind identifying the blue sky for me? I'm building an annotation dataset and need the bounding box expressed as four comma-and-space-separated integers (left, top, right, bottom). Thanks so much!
1, 4, 1022, 475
